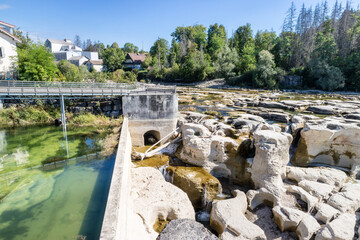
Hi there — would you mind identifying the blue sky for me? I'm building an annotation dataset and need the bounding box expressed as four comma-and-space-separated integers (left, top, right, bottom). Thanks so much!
0, 0, 355, 51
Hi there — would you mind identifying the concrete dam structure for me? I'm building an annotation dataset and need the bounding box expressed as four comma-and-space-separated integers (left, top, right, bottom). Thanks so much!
122, 90, 178, 146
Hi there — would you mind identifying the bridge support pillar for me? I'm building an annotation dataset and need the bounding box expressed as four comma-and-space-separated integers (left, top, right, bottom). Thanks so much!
60, 95, 66, 127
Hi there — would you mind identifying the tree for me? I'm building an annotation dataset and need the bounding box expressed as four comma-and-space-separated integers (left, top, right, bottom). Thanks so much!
313, 18, 337, 62
283, 2, 297, 32
213, 45, 238, 79
232, 23, 253, 56
74, 35, 82, 48
111, 42, 119, 49
253, 50, 284, 89
255, 30, 277, 54
150, 38, 169, 68
13, 28, 32, 50
17, 43, 60, 81
102, 47, 125, 72
310, 59, 345, 91
207, 24, 227, 60
237, 41, 256, 74
123, 42, 139, 53
168, 39, 180, 67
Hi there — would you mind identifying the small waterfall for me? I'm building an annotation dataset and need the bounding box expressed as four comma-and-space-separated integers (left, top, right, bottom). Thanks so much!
159, 165, 173, 184
196, 184, 212, 222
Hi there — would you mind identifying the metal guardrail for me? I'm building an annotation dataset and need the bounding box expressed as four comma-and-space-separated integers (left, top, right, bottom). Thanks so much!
0, 80, 177, 97
0, 80, 137, 89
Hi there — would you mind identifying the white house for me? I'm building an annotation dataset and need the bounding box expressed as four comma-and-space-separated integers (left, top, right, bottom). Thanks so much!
0, 21, 21, 79
45, 38, 103, 71
86, 59, 104, 72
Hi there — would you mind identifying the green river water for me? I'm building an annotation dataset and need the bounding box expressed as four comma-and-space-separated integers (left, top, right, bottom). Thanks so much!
0, 125, 115, 240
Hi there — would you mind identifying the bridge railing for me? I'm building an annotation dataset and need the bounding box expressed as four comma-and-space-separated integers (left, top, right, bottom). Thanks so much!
0, 80, 138, 89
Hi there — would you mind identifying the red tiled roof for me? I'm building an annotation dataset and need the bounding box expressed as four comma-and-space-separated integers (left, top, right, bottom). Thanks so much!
0, 27, 21, 43
0, 20, 15, 28
127, 53, 146, 64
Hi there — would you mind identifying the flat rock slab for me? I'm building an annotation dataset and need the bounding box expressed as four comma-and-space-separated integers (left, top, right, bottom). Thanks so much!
156, 219, 218, 240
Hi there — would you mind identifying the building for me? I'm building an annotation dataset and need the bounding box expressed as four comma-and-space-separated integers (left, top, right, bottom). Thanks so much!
68, 56, 88, 67
123, 53, 146, 70
45, 38, 103, 71
0, 21, 21, 79
86, 59, 104, 72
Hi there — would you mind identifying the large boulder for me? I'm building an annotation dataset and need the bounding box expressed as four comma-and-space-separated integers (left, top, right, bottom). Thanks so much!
315, 213, 356, 240
156, 219, 218, 240
291, 119, 360, 169
251, 130, 292, 201
130, 167, 195, 239
210, 190, 266, 240
165, 166, 222, 209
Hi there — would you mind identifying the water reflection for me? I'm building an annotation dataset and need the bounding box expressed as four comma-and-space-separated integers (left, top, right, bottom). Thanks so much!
0, 130, 6, 153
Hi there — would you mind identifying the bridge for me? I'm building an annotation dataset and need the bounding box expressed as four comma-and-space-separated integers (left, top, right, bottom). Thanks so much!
0, 80, 175, 98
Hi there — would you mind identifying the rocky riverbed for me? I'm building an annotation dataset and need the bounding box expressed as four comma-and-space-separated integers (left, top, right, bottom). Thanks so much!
129, 88, 360, 240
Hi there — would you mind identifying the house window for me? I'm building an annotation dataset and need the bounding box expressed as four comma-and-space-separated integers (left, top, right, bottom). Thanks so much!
0, 47, 3, 58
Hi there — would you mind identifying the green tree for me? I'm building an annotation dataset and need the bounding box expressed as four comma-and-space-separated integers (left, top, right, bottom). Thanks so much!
237, 41, 256, 74
310, 59, 345, 91
17, 43, 60, 81
123, 42, 139, 53
253, 50, 284, 89
213, 45, 238, 79
150, 38, 169, 68
255, 30, 277, 54
13, 27, 32, 50
57, 60, 80, 82
232, 23, 253, 56
313, 18, 337, 62
111, 42, 120, 48
168, 39, 180, 67
207, 24, 227, 60
102, 47, 125, 72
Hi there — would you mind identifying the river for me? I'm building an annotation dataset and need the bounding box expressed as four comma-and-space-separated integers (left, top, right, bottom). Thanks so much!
0, 125, 115, 240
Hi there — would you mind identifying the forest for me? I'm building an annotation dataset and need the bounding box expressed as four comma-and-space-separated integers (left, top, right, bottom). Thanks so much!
15, 1, 360, 91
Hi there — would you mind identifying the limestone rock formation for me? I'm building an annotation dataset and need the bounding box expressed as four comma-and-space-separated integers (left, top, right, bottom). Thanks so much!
327, 183, 360, 213
250, 130, 292, 203
315, 203, 340, 224
286, 166, 348, 187
210, 190, 266, 240
272, 205, 306, 232
178, 123, 249, 184
315, 213, 356, 240
130, 167, 195, 239
298, 180, 334, 198
296, 214, 321, 240
165, 166, 222, 209
291, 119, 360, 169
156, 219, 218, 240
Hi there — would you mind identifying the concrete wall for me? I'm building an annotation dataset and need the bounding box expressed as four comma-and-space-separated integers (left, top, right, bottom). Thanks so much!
100, 117, 131, 240
0, 33, 17, 73
122, 93, 178, 146
2, 98, 122, 118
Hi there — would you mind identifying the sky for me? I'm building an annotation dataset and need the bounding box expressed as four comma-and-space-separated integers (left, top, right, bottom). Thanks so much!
0, 0, 356, 51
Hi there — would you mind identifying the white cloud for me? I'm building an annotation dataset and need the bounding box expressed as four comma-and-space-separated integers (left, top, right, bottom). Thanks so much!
0, 4, 10, 10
